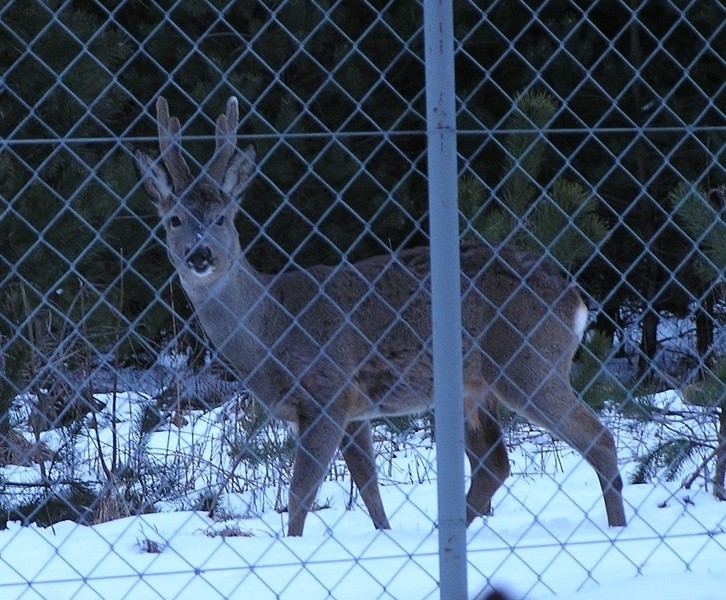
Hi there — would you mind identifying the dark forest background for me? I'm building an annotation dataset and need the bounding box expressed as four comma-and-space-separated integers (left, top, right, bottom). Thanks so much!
1, 0, 723, 426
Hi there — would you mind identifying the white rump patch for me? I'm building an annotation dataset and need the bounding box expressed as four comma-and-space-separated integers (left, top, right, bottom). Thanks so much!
573, 300, 588, 341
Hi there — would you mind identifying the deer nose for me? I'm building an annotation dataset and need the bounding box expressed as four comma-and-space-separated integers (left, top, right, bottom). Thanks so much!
186, 246, 213, 273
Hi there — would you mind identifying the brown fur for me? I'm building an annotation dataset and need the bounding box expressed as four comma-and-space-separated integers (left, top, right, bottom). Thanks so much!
134, 97, 627, 536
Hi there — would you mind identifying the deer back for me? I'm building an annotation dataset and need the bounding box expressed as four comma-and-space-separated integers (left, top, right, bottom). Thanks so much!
262, 243, 584, 421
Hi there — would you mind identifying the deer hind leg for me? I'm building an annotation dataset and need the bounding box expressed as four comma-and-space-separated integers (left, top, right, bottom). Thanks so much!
553, 400, 627, 527
501, 375, 626, 527
340, 420, 390, 530
465, 394, 510, 525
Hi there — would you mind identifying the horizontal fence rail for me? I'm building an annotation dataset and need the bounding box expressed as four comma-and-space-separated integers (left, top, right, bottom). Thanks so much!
0, 1, 724, 599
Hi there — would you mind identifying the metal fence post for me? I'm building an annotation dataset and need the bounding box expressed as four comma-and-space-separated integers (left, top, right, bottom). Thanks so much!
2, 2, 724, 597
423, 1, 468, 598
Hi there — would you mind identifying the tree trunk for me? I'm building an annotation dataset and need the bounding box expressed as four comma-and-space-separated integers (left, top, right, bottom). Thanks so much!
714, 404, 726, 501
628, 9, 660, 384
638, 298, 659, 381
695, 290, 715, 372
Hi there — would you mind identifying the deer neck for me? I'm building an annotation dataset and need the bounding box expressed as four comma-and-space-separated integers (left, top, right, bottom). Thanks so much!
179, 255, 272, 379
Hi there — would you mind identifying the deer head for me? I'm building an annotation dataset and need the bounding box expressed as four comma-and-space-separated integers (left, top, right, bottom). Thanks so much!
134, 97, 256, 286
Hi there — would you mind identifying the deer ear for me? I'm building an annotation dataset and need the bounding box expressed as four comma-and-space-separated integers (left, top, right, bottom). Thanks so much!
221, 144, 256, 201
134, 150, 174, 213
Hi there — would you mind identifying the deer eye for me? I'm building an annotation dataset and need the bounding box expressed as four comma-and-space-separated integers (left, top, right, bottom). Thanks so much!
215, 215, 225, 226
168, 215, 182, 228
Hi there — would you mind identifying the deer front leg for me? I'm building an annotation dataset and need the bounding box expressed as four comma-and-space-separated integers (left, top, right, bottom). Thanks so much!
287, 405, 346, 537
341, 420, 390, 530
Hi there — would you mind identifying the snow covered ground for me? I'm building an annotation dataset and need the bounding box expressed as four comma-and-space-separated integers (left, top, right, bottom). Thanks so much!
0, 389, 724, 599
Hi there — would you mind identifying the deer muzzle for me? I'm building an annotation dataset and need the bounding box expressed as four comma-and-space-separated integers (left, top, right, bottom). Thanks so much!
186, 246, 214, 275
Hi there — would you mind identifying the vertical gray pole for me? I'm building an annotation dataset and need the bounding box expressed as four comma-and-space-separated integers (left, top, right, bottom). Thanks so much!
423, 1, 468, 599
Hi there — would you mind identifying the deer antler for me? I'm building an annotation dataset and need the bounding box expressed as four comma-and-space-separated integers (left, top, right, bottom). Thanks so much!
156, 97, 192, 193
208, 97, 240, 184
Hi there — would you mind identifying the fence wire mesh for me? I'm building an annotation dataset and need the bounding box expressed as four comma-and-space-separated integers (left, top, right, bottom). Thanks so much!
0, 0, 724, 598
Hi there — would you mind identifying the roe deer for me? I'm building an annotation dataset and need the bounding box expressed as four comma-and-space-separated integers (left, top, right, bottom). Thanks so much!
134, 97, 626, 536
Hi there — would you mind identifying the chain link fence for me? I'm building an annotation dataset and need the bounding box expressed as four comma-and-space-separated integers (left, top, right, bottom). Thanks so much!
1, 0, 724, 598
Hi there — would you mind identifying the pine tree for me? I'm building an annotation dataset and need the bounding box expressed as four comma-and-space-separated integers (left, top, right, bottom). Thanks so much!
669, 183, 725, 363
669, 183, 725, 382
631, 182, 725, 499
455, 0, 724, 384
670, 183, 726, 500
2, 0, 722, 422
1, 0, 431, 434
0, 1, 137, 436
460, 90, 609, 266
